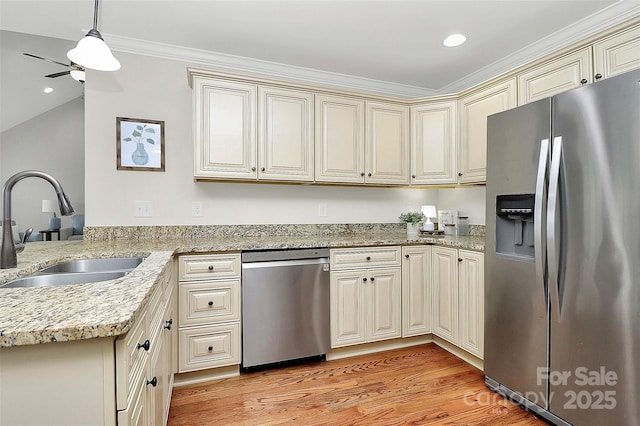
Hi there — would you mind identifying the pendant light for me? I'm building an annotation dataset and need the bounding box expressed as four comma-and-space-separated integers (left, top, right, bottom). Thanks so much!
67, 0, 120, 71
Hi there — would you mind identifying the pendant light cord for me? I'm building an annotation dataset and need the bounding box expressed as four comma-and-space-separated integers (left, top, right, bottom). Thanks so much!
93, 0, 99, 31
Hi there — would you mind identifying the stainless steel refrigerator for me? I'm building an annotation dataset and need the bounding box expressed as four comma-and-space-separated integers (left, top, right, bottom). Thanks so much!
485, 68, 640, 426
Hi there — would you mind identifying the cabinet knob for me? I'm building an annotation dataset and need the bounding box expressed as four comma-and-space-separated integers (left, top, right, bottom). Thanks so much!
163, 319, 173, 330
366, 256, 371, 261
368, 173, 372, 177
370, 277, 375, 282
580, 78, 588, 85
261, 167, 266, 172
146, 377, 158, 387
458, 172, 463, 177
208, 346, 214, 351
208, 265, 214, 271
412, 174, 416, 179
595, 73, 603, 80
458, 257, 463, 262
360, 172, 365, 177
208, 301, 214, 306
363, 277, 368, 282
405, 254, 410, 259
137, 339, 150, 352
251, 167, 256, 172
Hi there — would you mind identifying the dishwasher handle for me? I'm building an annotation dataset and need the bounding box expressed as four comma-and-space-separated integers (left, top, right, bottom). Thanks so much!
241, 258, 329, 270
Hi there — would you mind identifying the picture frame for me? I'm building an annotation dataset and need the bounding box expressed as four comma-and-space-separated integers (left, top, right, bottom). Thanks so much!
116, 117, 165, 171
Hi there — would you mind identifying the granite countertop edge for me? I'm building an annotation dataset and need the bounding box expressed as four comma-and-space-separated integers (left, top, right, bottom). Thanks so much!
0, 233, 484, 348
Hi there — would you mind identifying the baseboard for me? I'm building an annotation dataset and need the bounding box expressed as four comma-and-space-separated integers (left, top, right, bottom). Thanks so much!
173, 365, 240, 387
431, 335, 484, 371
326, 335, 433, 361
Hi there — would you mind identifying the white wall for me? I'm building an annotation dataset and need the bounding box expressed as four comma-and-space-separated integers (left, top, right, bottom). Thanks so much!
0, 97, 85, 235
438, 186, 486, 225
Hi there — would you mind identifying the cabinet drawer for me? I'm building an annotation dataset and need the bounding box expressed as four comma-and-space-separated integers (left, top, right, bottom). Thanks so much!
179, 279, 241, 326
115, 308, 147, 411
178, 323, 240, 372
330, 246, 401, 270
178, 254, 241, 281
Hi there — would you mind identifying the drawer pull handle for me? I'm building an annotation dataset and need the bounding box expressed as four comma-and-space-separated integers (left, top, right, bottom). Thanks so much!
208, 265, 214, 271
163, 319, 173, 330
146, 377, 158, 387
208, 346, 214, 351
208, 301, 214, 307
137, 340, 150, 351
366, 256, 371, 261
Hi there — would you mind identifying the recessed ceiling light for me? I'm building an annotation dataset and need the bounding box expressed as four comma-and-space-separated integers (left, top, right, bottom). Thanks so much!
43, 87, 54, 94
443, 34, 467, 47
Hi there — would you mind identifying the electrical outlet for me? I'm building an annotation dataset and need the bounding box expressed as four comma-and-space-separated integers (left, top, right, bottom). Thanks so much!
192, 201, 203, 217
133, 200, 153, 217
318, 203, 328, 217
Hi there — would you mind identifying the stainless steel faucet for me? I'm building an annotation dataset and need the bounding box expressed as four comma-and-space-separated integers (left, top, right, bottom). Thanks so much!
1, 170, 74, 269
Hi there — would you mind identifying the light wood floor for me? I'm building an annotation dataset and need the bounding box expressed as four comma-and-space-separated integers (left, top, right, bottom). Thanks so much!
168, 343, 546, 425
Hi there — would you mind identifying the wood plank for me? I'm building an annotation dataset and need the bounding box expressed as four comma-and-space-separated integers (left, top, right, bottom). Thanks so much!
168, 343, 544, 425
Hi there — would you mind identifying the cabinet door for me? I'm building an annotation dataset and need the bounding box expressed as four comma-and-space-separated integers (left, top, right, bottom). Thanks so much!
315, 94, 365, 183
401, 246, 431, 337
459, 78, 516, 184
193, 77, 257, 179
517, 47, 592, 105
594, 23, 640, 79
458, 250, 484, 359
411, 101, 457, 185
367, 267, 402, 342
365, 101, 410, 185
258, 87, 314, 181
330, 270, 367, 348
431, 246, 458, 344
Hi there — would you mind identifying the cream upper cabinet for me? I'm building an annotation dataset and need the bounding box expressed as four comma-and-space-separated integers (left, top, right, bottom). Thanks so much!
517, 47, 592, 105
593, 23, 640, 80
315, 94, 365, 183
431, 246, 459, 344
411, 100, 457, 185
459, 78, 516, 184
458, 250, 484, 360
193, 76, 258, 179
401, 245, 432, 337
258, 87, 314, 181
365, 101, 410, 185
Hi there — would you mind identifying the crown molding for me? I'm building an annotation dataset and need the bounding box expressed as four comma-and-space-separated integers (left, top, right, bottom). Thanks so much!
439, 1, 640, 94
105, 1, 640, 99
106, 34, 437, 99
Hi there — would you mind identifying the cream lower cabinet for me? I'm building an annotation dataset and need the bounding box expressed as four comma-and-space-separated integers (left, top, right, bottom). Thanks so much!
401, 245, 432, 337
411, 100, 458, 185
431, 246, 484, 359
177, 253, 241, 373
330, 246, 402, 348
459, 78, 516, 184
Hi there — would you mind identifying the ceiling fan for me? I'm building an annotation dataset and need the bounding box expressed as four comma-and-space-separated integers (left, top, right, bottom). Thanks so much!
22, 53, 86, 83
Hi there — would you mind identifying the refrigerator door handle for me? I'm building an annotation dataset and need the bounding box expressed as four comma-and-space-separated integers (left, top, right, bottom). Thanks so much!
547, 136, 563, 322
534, 138, 549, 317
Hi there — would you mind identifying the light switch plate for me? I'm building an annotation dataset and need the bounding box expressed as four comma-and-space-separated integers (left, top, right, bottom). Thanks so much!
318, 203, 328, 217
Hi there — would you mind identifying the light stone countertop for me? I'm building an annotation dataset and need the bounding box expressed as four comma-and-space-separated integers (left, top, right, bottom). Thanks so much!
0, 233, 484, 348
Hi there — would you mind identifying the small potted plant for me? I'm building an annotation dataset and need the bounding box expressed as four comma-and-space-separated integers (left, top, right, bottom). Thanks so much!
399, 211, 425, 237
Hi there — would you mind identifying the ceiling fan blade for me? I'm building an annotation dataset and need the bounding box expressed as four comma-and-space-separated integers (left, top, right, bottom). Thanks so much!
23, 52, 70, 68
45, 71, 71, 78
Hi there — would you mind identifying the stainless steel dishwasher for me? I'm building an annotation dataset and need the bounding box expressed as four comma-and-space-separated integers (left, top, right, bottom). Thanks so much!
241, 248, 330, 370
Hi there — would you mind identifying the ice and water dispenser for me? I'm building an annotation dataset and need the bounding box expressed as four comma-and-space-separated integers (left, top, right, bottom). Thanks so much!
496, 194, 535, 259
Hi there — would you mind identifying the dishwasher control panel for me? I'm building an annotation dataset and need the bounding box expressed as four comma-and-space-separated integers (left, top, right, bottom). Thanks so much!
241, 248, 330, 263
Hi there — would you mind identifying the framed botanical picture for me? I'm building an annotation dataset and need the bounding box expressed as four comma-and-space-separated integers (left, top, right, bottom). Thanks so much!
116, 117, 165, 171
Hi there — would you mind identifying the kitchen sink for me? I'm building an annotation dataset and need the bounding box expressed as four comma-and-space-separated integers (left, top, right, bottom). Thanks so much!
0, 271, 128, 288
38, 257, 144, 274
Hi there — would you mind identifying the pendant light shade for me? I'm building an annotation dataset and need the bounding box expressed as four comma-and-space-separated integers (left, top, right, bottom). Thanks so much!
67, 0, 120, 72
